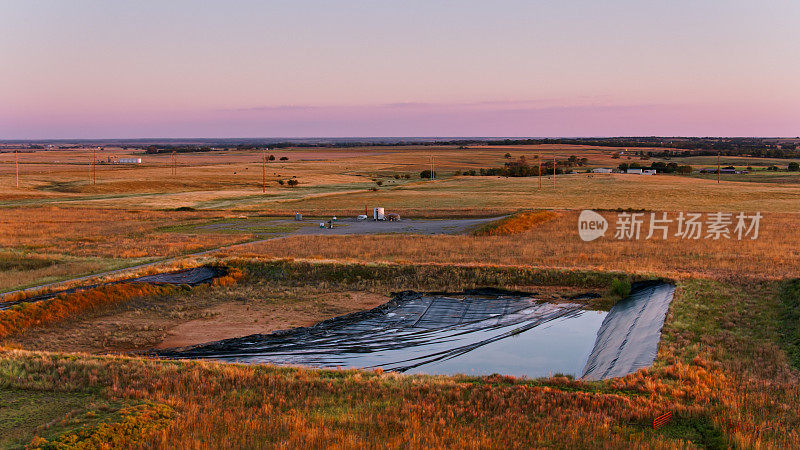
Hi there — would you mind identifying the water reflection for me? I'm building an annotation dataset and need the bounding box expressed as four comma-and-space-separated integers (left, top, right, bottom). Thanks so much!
159, 290, 608, 378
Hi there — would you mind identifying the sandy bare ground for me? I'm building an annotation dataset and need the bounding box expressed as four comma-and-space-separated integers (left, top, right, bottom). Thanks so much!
156, 292, 385, 349
8, 289, 387, 354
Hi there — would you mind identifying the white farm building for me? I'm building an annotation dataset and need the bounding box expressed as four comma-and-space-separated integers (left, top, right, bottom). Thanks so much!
116, 157, 142, 164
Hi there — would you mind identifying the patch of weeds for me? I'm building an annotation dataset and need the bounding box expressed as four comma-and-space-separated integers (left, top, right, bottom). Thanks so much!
609, 278, 631, 300
35, 402, 175, 448
778, 279, 800, 369
656, 415, 726, 449
0, 253, 55, 271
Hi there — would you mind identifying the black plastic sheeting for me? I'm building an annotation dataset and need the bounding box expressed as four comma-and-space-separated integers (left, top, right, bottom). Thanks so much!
0, 266, 223, 311
129, 266, 221, 286
156, 283, 674, 380
581, 282, 675, 380
155, 288, 587, 372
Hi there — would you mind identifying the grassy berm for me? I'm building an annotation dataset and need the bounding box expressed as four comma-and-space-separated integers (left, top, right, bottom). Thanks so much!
0, 261, 798, 447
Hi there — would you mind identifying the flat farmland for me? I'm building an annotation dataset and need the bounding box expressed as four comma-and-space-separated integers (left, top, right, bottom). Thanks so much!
3, 144, 800, 447
2, 144, 800, 291
3, 145, 800, 214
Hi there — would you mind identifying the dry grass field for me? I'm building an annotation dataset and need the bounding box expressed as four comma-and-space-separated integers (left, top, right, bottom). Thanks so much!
225, 210, 800, 280
3, 144, 800, 447
1, 262, 799, 448
5, 145, 798, 214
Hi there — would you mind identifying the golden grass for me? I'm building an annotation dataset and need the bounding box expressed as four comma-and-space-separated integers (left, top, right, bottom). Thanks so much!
256, 174, 800, 216
1, 263, 798, 447
473, 210, 559, 236
4, 145, 800, 214
0, 207, 248, 259
0, 348, 707, 448
0, 283, 175, 340
223, 211, 800, 280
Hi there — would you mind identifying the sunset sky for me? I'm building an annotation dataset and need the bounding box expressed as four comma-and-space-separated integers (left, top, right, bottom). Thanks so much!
2, 0, 799, 139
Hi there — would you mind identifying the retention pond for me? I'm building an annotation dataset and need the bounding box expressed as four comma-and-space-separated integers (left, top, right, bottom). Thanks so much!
158, 282, 674, 380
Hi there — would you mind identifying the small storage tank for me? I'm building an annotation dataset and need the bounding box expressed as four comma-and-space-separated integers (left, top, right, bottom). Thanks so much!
373, 207, 385, 221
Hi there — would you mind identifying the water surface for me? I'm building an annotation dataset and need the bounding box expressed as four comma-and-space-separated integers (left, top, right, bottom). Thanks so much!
159, 290, 607, 378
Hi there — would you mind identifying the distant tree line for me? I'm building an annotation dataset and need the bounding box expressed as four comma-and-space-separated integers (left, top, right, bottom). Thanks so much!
457, 155, 588, 177
144, 145, 225, 154
618, 161, 693, 174
486, 138, 800, 159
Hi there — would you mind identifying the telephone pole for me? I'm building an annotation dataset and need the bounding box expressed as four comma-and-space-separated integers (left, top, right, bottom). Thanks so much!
430, 154, 435, 181
15, 150, 19, 189
553, 155, 556, 188
717, 152, 720, 184
262, 148, 267, 193
91, 147, 97, 185
538, 154, 542, 189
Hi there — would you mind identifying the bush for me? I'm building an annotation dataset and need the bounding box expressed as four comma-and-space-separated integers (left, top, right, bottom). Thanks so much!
788, 162, 799, 172
609, 278, 631, 299
375, 180, 383, 186
287, 179, 299, 187
780, 279, 800, 369
277, 179, 284, 186
280, 156, 288, 161
420, 170, 435, 179
268, 154, 275, 161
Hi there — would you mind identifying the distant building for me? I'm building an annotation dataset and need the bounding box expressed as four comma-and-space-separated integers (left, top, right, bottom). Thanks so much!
116, 157, 142, 164
592, 168, 613, 173
626, 168, 643, 174
643, 169, 657, 175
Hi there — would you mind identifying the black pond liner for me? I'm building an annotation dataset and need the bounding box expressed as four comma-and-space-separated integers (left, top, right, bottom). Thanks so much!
154, 288, 597, 373
154, 283, 674, 380
581, 281, 676, 380
0, 266, 224, 311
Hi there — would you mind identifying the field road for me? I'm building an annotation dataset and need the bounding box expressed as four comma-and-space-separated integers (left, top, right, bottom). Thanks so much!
0, 216, 500, 300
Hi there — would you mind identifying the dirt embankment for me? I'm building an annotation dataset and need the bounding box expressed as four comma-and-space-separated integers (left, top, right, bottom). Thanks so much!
8, 290, 387, 354
156, 292, 385, 349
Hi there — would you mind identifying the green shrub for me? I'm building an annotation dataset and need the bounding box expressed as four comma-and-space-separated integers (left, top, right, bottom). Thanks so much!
609, 278, 631, 299
779, 279, 800, 369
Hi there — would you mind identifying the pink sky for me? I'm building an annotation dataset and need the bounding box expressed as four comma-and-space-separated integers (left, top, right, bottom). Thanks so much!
2, 1, 799, 138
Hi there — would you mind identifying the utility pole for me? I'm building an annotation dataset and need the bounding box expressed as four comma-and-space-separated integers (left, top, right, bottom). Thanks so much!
553, 155, 556, 188
15, 150, 19, 189
430, 154, 435, 181
262, 148, 267, 193
538, 154, 542, 189
171, 151, 177, 176
717, 152, 720, 184
91, 147, 97, 185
